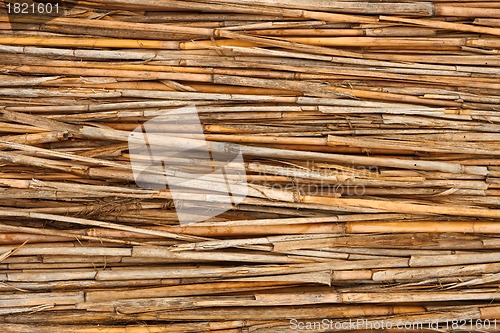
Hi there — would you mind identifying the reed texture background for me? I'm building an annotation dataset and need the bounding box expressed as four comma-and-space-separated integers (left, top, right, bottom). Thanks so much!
0, 0, 499, 332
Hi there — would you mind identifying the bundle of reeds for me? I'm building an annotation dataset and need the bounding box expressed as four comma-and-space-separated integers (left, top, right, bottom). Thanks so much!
0, 0, 499, 332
